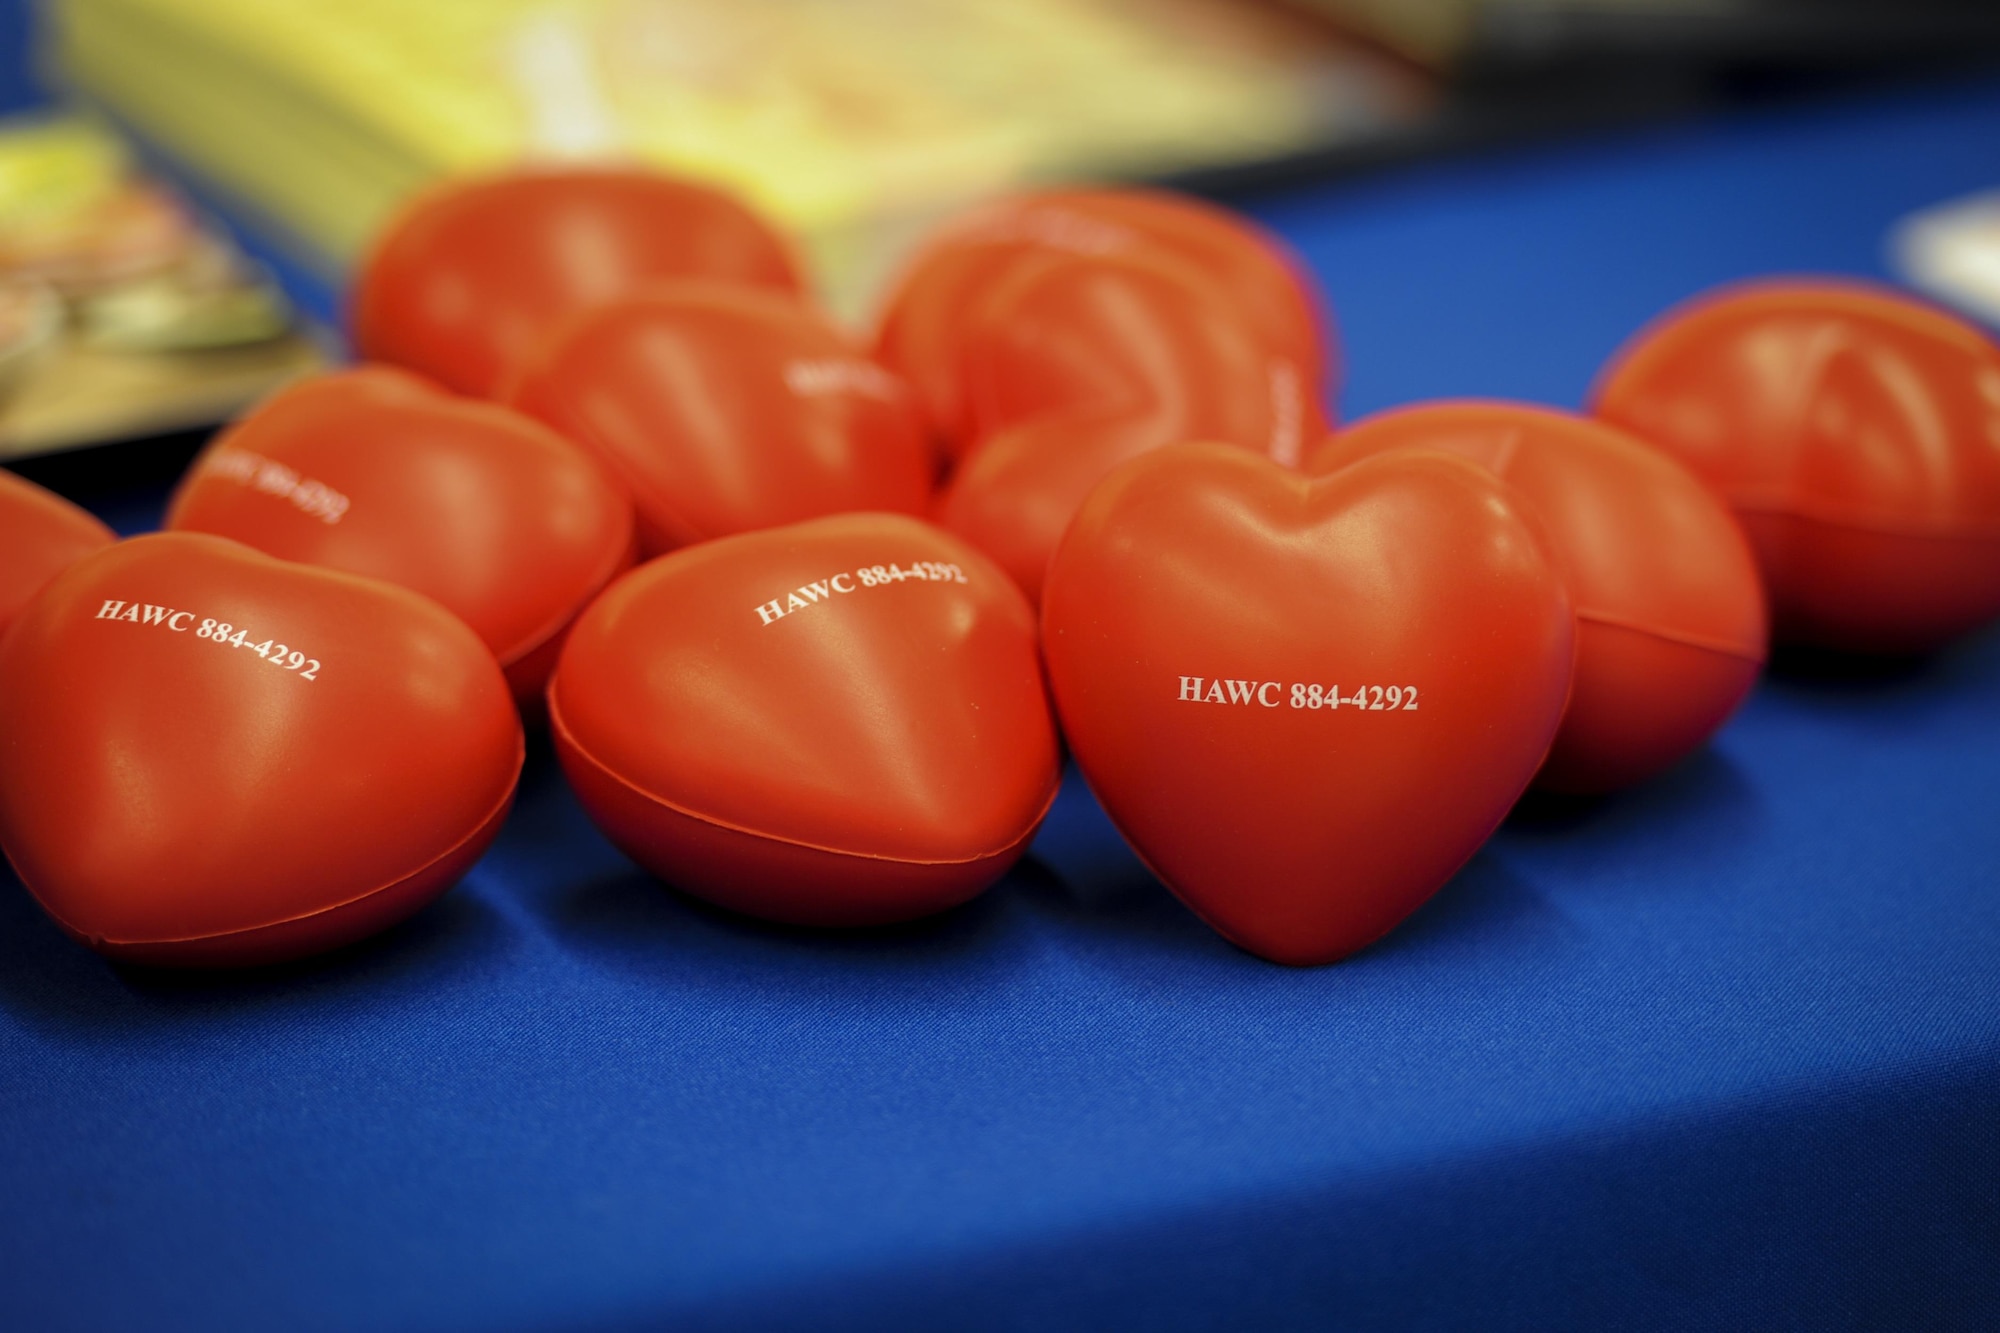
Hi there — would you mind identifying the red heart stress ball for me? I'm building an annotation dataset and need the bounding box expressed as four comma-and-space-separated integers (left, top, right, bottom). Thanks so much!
1593, 279, 2000, 653
352, 169, 803, 398
0, 533, 523, 966
1041, 444, 1575, 966
876, 188, 1331, 454
1310, 401, 1767, 794
549, 513, 1061, 927
166, 367, 635, 708
506, 285, 932, 557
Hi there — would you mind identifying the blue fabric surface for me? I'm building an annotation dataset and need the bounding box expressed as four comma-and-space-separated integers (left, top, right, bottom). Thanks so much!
5, 77, 2000, 1332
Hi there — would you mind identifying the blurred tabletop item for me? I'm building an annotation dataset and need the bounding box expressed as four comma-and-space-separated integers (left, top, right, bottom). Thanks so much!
0, 113, 322, 460
1893, 190, 2000, 329
48, 0, 1432, 314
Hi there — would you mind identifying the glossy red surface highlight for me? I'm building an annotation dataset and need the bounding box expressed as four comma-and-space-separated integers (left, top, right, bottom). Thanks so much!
1592, 279, 2000, 652
0, 468, 115, 640
352, 169, 803, 398
549, 512, 1061, 926
0, 533, 523, 966
1042, 444, 1574, 966
507, 285, 933, 557
167, 367, 635, 706
1310, 401, 1767, 793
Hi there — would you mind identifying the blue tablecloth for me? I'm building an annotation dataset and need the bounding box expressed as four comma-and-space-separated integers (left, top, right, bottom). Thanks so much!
5, 77, 2000, 1332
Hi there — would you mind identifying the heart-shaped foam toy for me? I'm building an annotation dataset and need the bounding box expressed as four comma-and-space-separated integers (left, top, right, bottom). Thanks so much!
549, 512, 1060, 926
1309, 401, 1767, 793
166, 368, 634, 707
506, 285, 933, 557
1592, 279, 2000, 652
352, 168, 803, 398
0, 532, 523, 966
937, 248, 1323, 604
1042, 443, 1574, 966
1, 468, 115, 639
874, 188, 1333, 452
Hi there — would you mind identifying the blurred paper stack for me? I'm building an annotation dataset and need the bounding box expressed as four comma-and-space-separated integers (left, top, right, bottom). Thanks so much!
48, 0, 1430, 314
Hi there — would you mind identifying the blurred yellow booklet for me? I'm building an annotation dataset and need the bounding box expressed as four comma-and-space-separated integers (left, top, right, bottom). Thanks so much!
51, 0, 1428, 312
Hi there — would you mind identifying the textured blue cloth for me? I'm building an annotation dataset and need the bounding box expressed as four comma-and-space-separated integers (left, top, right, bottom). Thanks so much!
5, 77, 2000, 1332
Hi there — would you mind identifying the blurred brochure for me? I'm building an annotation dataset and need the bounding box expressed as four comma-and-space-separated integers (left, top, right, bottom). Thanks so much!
1893, 191, 2000, 331
49, 0, 1430, 315
0, 114, 323, 460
